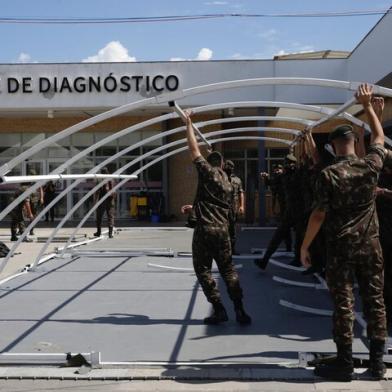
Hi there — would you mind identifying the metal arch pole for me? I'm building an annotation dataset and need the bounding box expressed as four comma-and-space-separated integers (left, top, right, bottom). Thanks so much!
2, 98, 388, 266
4, 104, 337, 270
1, 174, 137, 184
60, 136, 292, 257
2, 77, 392, 177
0, 99, 374, 228
309, 96, 358, 130
34, 128, 299, 267
2, 95, 383, 268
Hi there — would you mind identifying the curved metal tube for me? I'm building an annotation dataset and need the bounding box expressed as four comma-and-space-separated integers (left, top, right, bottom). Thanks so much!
3, 102, 330, 270
60, 135, 292, 258
3, 77, 392, 177
0, 98, 371, 227
33, 126, 300, 267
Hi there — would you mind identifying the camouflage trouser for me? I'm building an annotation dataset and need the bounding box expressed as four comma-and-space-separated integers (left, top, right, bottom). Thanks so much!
10, 210, 25, 237
30, 201, 40, 217
326, 238, 387, 345
228, 209, 237, 253
96, 202, 115, 228
192, 225, 243, 305
379, 224, 392, 322
263, 213, 303, 262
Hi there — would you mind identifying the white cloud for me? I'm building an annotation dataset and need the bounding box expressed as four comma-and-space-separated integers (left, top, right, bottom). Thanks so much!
204, 1, 228, 5
196, 48, 213, 61
170, 47, 213, 61
17, 52, 32, 63
82, 41, 136, 62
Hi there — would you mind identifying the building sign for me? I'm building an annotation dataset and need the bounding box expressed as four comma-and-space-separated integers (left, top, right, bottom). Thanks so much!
3, 74, 180, 95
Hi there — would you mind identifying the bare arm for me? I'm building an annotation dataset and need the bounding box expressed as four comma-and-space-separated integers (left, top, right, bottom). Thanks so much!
239, 191, 245, 214
184, 111, 202, 161
355, 126, 366, 158
304, 131, 320, 164
300, 208, 326, 267
356, 84, 384, 146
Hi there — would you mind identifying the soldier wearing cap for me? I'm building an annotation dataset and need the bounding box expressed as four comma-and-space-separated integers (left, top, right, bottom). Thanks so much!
181, 111, 251, 325
301, 84, 388, 381
10, 184, 33, 242
224, 160, 245, 254
255, 153, 304, 269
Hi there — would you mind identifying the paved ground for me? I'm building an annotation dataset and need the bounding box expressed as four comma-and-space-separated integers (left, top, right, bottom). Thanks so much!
0, 226, 391, 391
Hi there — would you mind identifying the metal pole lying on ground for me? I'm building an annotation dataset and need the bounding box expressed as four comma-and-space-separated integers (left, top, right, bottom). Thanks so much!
169, 100, 213, 149
0, 174, 137, 184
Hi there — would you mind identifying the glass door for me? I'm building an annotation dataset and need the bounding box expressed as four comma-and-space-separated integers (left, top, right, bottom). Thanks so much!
46, 159, 68, 219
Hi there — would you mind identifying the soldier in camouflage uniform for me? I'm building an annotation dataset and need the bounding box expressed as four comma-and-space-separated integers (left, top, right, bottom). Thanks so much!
182, 111, 251, 325
376, 150, 392, 324
255, 154, 304, 270
94, 167, 116, 239
10, 184, 33, 242
301, 84, 387, 381
224, 160, 245, 254
261, 164, 292, 252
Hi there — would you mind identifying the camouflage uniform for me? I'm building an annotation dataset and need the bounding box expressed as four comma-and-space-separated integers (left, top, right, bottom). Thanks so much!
376, 153, 392, 322
313, 144, 387, 345
95, 181, 116, 230
10, 185, 29, 240
192, 156, 243, 305
228, 174, 244, 252
266, 171, 292, 251
261, 165, 304, 264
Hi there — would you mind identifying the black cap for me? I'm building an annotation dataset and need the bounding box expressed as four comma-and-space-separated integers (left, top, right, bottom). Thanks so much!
328, 125, 355, 142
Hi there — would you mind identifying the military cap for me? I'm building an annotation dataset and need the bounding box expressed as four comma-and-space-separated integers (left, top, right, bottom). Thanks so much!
285, 154, 297, 163
225, 160, 235, 169
328, 125, 355, 142
207, 151, 223, 167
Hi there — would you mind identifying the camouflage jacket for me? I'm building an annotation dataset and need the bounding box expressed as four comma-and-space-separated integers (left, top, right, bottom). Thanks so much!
228, 174, 244, 213
193, 156, 232, 227
313, 144, 387, 247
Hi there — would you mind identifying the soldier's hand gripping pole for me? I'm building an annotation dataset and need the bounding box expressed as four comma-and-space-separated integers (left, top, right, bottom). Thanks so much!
169, 101, 213, 150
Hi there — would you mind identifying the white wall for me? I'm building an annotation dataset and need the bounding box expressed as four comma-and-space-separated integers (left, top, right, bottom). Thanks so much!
0, 59, 349, 111
348, 11, 392, 83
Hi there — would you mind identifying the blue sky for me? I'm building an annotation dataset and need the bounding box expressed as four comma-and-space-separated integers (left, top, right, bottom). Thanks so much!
2, 0, 391, 63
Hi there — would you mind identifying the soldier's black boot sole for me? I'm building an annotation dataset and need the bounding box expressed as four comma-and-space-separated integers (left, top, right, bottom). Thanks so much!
369, 339, 387, 380
314, 364, 353, 382
254, 258, 268, 270
235, 308, 252, 325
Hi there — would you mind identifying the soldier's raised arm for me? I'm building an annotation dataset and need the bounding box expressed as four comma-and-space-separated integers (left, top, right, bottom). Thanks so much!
356, 83, 384, 146
183, 111, 202, 161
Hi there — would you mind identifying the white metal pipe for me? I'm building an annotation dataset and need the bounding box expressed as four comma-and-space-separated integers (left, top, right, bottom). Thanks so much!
0, 97, 376, 231
60, 135, 291, 257
170, 100, 212, 149
0, 173, 137, 184
309, 96, 358, 130
2, 77, 391, 178
34, 127, 298, 267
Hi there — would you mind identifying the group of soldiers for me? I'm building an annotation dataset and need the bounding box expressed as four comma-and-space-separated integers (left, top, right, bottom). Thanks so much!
9, 167, 116, 242
182, 84, 392, 382
10, 172, 57, 242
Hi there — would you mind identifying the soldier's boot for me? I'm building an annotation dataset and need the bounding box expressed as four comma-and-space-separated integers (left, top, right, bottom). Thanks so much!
108, 227, 113, 239
204, 302, 228, 325
30, 229, 35, 236
11, 229, 18, 242
233, 299, 252, 325
368, 339, 386, 380
254, 249, 273, 270
314, 343, 353, 382
93, 228, 101, 237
